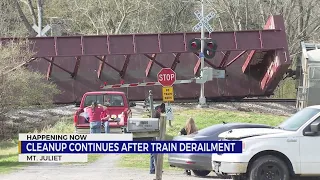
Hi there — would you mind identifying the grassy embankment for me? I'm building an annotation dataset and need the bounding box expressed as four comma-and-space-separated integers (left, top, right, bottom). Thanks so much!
118, 108, 288, 170
0, 117, 102, 174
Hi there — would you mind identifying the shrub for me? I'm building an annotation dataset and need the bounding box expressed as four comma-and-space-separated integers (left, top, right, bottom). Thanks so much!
0, 40, 60, 113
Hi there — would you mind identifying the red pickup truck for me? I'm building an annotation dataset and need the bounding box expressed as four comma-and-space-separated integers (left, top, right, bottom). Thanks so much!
73, 91, 136, 134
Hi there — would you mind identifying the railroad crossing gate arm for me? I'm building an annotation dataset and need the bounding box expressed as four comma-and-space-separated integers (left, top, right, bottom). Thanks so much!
100, 79, 195, 89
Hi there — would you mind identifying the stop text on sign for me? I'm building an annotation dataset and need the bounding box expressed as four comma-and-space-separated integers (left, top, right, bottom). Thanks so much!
158, 74, 175, 82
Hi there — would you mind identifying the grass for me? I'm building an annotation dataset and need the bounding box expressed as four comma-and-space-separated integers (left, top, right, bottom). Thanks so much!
0, 117, 103, 174
272, 78, 297, 99
0, 108, 291, 173
0, 139, 23, 174
118, 108, 289, 170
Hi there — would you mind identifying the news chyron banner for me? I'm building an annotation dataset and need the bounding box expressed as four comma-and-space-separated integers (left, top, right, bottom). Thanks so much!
18, 133, 133, 163
18, 133, 243, 163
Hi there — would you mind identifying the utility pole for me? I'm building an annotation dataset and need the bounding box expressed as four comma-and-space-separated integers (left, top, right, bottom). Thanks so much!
33, 0, 51, 37
37, 0, 43, 37
183, 0, 220, 108
198, 0, 207, 108
155, 114, 167, 180
149, 90, 154, 118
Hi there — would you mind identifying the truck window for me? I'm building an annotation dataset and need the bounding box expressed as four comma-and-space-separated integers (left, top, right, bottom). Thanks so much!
103, 94, 125, 107
83, 94, 125, 107
83, 95, 104, 107
278, 108, 320, 131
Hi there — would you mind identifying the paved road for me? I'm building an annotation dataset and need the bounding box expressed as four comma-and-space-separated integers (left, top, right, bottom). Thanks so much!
1, 154, 229, 180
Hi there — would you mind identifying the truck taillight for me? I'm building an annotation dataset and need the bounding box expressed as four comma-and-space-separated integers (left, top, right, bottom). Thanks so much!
74, 114, 78, 125
74, 109, 83, 125
122, 111, 128, 125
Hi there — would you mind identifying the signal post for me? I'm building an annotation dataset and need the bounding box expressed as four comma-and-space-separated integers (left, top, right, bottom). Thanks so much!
157, 68, 175, 126
189, 0, 217, 108
154, 68, 175, 180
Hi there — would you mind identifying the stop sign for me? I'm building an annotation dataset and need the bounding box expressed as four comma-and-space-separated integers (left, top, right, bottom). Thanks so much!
157, 68, 176, 86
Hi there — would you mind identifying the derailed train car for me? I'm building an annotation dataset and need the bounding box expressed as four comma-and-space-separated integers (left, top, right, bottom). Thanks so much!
0, 15, 291, 103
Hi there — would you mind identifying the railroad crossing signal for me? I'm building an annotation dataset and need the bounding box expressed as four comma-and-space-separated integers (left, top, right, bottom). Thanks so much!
162, 86, 174, 102
188, 38, 218, 59
188, 38, 201, 52
203, 39, 218, 59
32, 24, 51, 37
157, 68, 176, 87
192, 10, 215, 33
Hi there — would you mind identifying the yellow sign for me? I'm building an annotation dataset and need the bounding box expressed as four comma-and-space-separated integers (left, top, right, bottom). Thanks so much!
162, 86, 174, 102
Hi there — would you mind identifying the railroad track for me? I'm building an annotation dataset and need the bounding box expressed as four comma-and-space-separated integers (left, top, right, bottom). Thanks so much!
57, 98, 296, 106
150, 98, 296, 104
210, 98, 296, 103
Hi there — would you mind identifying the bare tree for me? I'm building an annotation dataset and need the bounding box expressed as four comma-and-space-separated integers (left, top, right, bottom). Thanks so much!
25, 0, 38, 25
0, 0, 29, 37
146, 0, 195, 33
207, 0, 320, 62
13, 0, 37, 36
48, 0, 143, 35
43, 0, 195, 34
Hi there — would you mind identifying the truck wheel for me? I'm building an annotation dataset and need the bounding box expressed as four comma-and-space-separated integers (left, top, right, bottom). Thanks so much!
122, 127, 128, 133
249, 155, 289, 180
192, 170, 210, 177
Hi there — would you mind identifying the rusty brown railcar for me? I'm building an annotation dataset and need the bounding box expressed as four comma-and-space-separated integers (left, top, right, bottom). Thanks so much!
0, 15, 291, 103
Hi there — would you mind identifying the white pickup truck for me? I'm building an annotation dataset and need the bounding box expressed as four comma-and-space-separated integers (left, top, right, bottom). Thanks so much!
212, 105, 320, 180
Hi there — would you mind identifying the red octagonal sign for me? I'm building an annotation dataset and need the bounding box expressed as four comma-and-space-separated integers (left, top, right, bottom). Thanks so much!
157, 68, 176, 86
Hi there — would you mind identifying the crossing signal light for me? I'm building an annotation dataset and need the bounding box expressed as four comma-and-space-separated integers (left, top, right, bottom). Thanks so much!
203, 40, 217, 59
188, 38, 218, 59
188, 38, 201, 52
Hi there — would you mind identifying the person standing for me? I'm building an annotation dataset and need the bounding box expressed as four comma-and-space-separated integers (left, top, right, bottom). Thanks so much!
85, 101, 105, 134
179, 117, 198, 176
149, 103, 165, 174
101, 107, 110, 133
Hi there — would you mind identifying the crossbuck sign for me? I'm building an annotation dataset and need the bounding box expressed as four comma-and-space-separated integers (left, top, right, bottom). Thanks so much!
165, 103, 174, 121
32, 24, 51, 37
192, 10, 215, 33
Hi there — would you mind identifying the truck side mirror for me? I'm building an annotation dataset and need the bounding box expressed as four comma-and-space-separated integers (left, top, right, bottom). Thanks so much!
310, 121, 320, 133
129, 102, 136, 107
304, 120, 320, 136
75, 102, 80, 107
